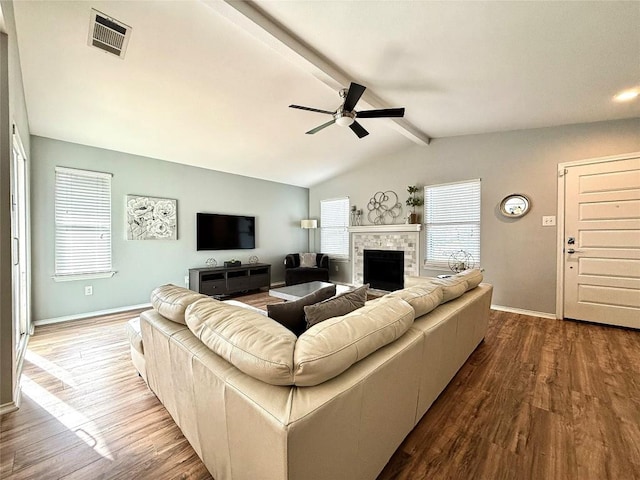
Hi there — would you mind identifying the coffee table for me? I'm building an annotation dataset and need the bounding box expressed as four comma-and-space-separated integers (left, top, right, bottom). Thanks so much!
269, 281, 352, 302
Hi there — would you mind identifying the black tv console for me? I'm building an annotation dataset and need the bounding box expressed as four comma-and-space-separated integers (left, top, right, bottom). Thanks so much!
189, 263, 271, 297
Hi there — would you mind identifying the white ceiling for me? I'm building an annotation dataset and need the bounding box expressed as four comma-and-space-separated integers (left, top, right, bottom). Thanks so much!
12, 1, 640, 187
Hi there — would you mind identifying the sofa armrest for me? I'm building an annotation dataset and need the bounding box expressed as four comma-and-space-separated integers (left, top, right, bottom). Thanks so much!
317, 254, 329, 269
285, 254, 299, 269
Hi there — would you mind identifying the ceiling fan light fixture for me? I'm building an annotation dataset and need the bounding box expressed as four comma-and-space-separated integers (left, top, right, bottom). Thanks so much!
335, 115, 355, 127
335, 111, 356, 127
290, 82, 402, 138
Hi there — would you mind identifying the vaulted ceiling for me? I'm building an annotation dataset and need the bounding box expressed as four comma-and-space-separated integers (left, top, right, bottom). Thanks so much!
12, 1, 640, 187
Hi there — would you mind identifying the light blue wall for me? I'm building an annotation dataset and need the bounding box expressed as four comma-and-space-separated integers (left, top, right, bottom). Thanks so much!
309, 118, 640, 315
31, 136, 309, 321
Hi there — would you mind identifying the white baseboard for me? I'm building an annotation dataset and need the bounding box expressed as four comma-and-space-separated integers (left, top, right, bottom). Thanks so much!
34, 303, 152, 327
0, 402, 19, 416
491, 304, 556, 320
0, 386, 20, 416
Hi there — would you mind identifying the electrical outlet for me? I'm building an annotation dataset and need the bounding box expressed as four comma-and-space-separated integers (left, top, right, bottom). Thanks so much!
542, 215, 556, 226
334, 264, 339, 272
84, 285, 93, 296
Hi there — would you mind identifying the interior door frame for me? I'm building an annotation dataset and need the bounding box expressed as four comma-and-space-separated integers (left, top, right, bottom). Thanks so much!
555, 151, 640, 319
12, 124, 30, 339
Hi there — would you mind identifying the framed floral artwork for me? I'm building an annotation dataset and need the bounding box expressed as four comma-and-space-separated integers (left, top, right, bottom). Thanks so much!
126, 195, 177, 240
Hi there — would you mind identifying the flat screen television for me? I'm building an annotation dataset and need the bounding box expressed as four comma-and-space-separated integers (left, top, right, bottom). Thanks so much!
196, 213, 255, 250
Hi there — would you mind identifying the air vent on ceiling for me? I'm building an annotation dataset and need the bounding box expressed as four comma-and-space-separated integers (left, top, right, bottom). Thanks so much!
88, 9, 131, 59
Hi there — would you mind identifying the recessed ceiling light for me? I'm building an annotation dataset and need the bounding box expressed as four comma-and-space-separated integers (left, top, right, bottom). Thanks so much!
613, 89, 639, 102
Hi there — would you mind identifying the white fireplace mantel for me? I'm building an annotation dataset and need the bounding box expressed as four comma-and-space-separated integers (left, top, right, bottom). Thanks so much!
349, 224, 422, 233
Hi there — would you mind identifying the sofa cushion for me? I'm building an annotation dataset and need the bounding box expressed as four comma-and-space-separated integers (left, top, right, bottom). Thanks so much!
267, 284, 337, 336
299, 252, 317, 268
429, 276, 468, 303
186, 298, 296, 385
223, 299, 267, 316
456, 268, 483, 290
293, 296, 415, 386
304, 284, 368, 329
386, 284, 443, 317
150, 284, 209, 325
285, 267, 330, 287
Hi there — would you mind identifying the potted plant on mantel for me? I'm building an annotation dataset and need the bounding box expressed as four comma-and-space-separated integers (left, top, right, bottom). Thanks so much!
406, 185, 423, 224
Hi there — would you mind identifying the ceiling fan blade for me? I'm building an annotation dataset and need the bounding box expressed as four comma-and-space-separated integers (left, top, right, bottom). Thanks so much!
306, 119, 336, 135
343, 82, 366, 112
356, 108, 405, 118
289, 105, 335, 115
349, 121, 369, 139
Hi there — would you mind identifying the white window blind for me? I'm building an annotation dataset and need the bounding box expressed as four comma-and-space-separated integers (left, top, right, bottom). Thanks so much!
320, 197, 349, 257
55, 167, 113, 278
424, 179, 481, 269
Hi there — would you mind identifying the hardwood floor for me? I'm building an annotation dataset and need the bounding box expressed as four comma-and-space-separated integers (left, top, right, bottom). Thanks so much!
1, 294, 638, 479
378, 310, 640, 480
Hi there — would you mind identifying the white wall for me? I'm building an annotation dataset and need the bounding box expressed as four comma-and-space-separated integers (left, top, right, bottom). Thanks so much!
309, 118, 640, 315
30, 136, 309, 321
0, 0, 31, 407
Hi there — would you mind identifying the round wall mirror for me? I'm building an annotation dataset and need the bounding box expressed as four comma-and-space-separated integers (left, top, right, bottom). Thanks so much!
500, 194, 530, 217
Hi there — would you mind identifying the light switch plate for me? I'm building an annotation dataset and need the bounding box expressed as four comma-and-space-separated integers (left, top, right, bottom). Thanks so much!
542, 215, 556, 226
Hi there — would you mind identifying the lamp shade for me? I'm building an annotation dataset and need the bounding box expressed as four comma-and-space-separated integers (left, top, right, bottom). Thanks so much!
300, 219, 318, 229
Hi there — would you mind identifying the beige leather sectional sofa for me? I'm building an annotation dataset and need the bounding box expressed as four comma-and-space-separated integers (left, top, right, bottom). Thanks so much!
138, 269, 492, 480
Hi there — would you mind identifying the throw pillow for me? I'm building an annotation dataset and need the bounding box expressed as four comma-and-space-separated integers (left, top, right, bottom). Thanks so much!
267, 284, 336, 336
299, 252, 317, 268
304, 284, 368, 329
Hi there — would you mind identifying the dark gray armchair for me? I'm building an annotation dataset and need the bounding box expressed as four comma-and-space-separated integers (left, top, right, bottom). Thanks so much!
284, 253, 330, 286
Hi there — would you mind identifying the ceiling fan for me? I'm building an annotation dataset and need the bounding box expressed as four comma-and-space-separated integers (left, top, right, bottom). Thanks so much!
289, 82, 405, 139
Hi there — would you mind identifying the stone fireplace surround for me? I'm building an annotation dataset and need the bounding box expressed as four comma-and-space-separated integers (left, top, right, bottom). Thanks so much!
350, 224, 422, 286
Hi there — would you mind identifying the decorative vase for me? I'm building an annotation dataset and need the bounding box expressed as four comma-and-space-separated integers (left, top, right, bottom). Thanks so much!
409, 212, 419, 224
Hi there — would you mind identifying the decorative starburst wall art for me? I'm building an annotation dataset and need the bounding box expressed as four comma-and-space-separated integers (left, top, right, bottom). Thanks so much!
126, 195, 177, 240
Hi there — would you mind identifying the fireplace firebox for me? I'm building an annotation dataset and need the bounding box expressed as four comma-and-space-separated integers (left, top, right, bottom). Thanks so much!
363, 249, 404, 292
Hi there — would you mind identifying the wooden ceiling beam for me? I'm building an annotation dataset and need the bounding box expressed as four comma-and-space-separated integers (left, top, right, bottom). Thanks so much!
204, 0, 431, 146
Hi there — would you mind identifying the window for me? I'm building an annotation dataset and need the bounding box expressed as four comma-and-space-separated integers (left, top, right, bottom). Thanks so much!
54, 167, 113, 280
424, 179, 481, 269
320, 197, 349, 257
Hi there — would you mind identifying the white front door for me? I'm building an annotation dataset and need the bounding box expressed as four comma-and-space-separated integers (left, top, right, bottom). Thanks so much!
562, 155, 640, 329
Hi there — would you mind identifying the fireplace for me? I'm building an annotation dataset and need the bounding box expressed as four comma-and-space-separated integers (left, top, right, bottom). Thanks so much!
363, 249, 404, 292
350, 224, 420, 286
